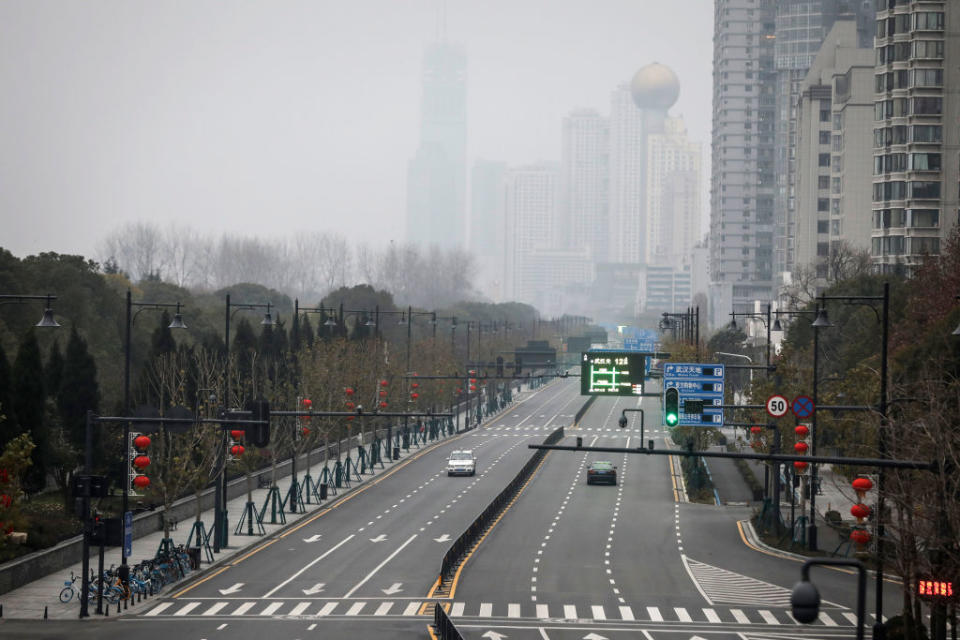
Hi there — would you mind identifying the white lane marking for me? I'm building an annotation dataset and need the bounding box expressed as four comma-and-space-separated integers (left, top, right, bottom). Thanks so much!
174, 602, 201, 616
820, 611, 838, 626
508, 603, 521, 617
317, 602, 337, 616
675, 607, 692, 622
479, 603, 493, 617
374, 602, 393, 616
201, 602, 229, 616
563, 604, 577, 619
259, 602, 284, 616
263, 534, 355, 597
703, 608, 721, 623
843, 612, 859, 624
231, 602, 257, 616
344, 602, 365, 616
619, 605, 635, 621
144, 602, 173, 616
647, 606, 663, 621
307, 623, 316, 630
759, 609, 780, 624
288, 602, 311, 616
536, 603, 549, 618
591, 605, 606, 620
343, 534, 418, 598
451, 602, 465, 617
730, 608, 750, 623
402, 601, 421, 616
217, 624, 228, 630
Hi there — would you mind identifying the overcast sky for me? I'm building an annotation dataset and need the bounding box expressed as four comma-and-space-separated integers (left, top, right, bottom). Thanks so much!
0, 0, 713, 260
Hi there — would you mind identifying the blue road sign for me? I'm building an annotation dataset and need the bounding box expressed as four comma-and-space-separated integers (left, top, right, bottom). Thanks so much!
123, 511, 133, 558
792, 395, 815, 419
662, 363, 725, 427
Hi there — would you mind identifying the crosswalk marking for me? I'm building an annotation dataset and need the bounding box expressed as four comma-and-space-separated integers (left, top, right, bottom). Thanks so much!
231, 602, 257, 616
174, 602, 200, 616
317, 602, 337, 616
201, 602, 229, 616
563, 604, 577, 619
759, 609, 780, 625
843, 612, 859, 625
535, 604, 549, 618
648, 606, 663, 621
591, 605, 606, 620
819, 611, 838, 626
345, 602, 365, 616
731, 608, 750, 624
373, 602, 392, 616
619, 605, 635, 621
451, 602, 465, 617
259, 602, 284, 616
674, 607, 691, 622
703, 608, 721, 623
144, 602, 173, 616
402, 602, 421, 616
507, 603, 521, 618
479, 603, 493, 617
288, 602, 311, 616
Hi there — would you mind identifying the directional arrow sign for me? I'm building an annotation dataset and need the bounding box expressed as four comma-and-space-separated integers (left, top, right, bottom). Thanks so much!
218, 583, 243, 595
381, 582, 403, 595
302, 583, 325, 595
481, 632, 507, 640
369, 534, 387, 543
303, 534, 322, 543
433, 534, 451, 543
583, 634, 608, 640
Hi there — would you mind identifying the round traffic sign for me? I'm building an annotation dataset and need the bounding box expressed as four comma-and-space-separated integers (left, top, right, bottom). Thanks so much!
766, 394, 789, 418
792, 395, 815, 419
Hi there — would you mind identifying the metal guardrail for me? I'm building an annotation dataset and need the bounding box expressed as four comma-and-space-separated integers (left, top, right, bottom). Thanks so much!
436, 426, 564, 591
433, 602, 463, 640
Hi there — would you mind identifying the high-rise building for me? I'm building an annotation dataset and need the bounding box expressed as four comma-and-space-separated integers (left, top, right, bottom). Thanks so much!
871, 0, 959, 274
469, 159, 507, 300
406, 42, 467, 249
794, 18, 874, 279
708, 0, 777, 326
560, 109, 609, 258
645, 117, 702, 266
502, 164, 559, 301
773, 0, 875, 288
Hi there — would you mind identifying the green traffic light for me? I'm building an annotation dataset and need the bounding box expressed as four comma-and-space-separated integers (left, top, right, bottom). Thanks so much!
664, 387, 680, 426
666, 412, 678, 426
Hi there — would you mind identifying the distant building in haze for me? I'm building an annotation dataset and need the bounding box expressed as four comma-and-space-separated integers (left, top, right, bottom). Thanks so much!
502, 164, 558, 301
560, 109, 609, 258
469, 159, 507, 300
406, 42, 467, 249
645, 117, 702, 266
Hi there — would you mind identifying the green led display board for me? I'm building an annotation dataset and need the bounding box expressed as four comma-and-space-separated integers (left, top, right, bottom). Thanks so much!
580, 351, 646, 396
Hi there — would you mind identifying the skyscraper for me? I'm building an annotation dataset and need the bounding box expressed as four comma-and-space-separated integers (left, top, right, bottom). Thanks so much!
560, 109, 609, 258
406, 42, 467, 249
469, 159, 507, 300
709, 0, 777, 326
645, 117, 702, 266
502, 164, 558, 301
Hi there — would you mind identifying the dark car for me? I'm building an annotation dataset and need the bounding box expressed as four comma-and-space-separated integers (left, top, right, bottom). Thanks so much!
587, 460, 617, 485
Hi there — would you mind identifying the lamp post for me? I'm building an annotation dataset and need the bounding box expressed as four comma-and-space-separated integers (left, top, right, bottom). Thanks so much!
729, 304, 772, 370
217, 294, 274, 552
0, 293, 61, 327
122, 290, 186, 575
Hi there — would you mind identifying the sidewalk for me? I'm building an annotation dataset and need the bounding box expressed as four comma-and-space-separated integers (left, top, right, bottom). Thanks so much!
0, 384, 541, 620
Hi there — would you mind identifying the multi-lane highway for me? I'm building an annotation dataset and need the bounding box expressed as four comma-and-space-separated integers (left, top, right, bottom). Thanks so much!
9, 378, 898, 639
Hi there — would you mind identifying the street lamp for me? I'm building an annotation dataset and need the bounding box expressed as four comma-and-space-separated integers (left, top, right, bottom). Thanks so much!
0, 293, 62, 327
216, 294, 275, 552
729, 304, 772, 369
122, 290, 186, 575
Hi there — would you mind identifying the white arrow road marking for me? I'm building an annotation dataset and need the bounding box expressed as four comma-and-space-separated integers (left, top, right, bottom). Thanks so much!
302, 534, 322, 543
481, 632, 508, 640
262, 534, 354, 597
433, 534, 451, 543
301, 583, 325, 595
369, 534, 387, 542
218, 583, 243, 595
381, 582, 403, 595
343, 534, 418, 598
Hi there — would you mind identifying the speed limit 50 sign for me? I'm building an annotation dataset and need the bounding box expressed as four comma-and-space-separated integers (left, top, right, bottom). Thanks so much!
766, 394, 789, 418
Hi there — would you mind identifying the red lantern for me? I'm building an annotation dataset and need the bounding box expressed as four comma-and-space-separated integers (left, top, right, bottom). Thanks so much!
230, 430, 245, 440
132, 475, 150, 489
345, 401, 355, 410
133, 455, 150, 470
301, 427, 310, 437
794, 441, 809, 454
231, 444, 245, 457
470, 385, 477, 392
133, 435, 151, 450
750, 426, 763, 435
851, 503, 871, 519
411, 382, 419, 389
345, 387, 355, 395
750, 441, 762, 449
380, 380, 388, 387
794, 461, 808, 471
302, 397, 312, 407
850, 528, 871, 545
794, 424, 810, 437
347, 416, 355, 421
410, 392, 419, 399
457, 388, 463, 394
470, 378, 477, 384
852, 477, 873, 492
379, 390, 388, 398
379, 401, 388, 409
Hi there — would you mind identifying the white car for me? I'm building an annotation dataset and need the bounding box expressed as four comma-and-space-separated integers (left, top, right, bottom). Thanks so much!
447, 450, 477, 476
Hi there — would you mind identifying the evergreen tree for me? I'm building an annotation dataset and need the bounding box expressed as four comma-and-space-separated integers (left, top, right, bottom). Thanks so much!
150, 310, 177, 358
45, 339, 64, 399
290, 312, 301, 353
58, 327, 100, 454
0, 344, 15, 450
232, 318, 258, 392
301, 314, 315, 349
12, 330, 47, 492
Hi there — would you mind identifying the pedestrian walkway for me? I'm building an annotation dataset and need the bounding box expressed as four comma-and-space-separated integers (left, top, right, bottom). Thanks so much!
0, 385, 541, 620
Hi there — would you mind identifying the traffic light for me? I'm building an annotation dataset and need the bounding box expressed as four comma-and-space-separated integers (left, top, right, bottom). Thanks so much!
664, 387, 679, 426
90, 513, 106, 545
244, 399, 270, 447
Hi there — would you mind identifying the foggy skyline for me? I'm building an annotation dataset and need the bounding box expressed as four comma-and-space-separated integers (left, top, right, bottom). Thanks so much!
0, 1, 713, 261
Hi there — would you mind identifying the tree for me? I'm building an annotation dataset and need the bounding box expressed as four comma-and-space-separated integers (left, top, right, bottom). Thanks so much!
0, 344, 16, 451
0, 432, 35, 558
150, 310, 177, 359
12, 331, 47, 492
56, 327, 100, 485
45, 339, 64, 400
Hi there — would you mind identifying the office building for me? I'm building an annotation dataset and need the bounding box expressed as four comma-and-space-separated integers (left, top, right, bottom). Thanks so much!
503, 164, 559, 301
645, 117, 702, 266
560, 109, 609, 258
